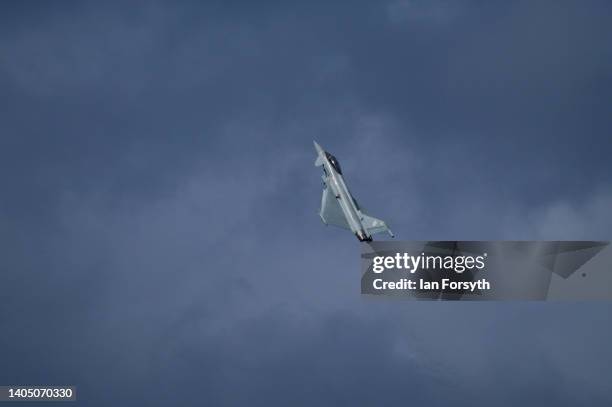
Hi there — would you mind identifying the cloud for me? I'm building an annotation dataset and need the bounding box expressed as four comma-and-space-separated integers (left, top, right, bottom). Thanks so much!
1, 1, 612, 406
529, 190, 612, 240
387, 0, 462, 25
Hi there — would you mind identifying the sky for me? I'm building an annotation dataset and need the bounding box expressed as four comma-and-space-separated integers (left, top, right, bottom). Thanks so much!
1, 1, 612, 405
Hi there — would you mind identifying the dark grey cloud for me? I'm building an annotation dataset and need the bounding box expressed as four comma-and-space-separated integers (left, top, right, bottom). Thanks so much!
1, 1, 611, 406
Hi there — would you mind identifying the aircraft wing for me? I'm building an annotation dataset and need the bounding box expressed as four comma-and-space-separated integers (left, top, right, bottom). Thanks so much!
320, 187, 350, 230
361, 213, 394, 237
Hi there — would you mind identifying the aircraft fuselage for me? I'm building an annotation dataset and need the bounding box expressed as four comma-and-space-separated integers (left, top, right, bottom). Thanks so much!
316, 144, 372, 241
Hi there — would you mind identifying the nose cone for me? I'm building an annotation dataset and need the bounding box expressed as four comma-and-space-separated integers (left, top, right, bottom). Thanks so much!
313, 140, 324, 154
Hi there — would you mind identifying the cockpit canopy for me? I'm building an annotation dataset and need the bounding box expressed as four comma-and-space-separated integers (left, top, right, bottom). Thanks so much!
325, 152, 342, 174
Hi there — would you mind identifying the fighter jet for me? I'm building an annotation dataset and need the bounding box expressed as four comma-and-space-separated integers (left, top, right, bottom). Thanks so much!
314, 141, 394, 241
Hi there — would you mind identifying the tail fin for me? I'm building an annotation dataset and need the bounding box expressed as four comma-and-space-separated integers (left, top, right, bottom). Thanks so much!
362, 213, 394, 238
